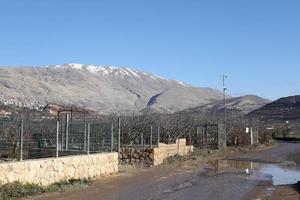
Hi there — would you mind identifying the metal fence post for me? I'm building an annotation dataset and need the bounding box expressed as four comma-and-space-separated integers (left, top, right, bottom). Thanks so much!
256, 128, 259, 145
87, 123, 90, 155
250, 127, 254, 146
150, 125, 153, 148
84, 123, 87, 151
65, 114, 69, 151
157, 126, 160, 147
217, 124, 221, 150
111, 123, 114, 152
56, 121, 59, 158
141, 132, 144, 148
102, 136, 105, 149
61, 122, 64, 151
118, 118, 121, 153
19, 120, 24, 161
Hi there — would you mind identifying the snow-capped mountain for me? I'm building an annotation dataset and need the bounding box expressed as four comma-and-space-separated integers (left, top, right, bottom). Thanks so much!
0, 63, 224, 114
50, 63, 190, 87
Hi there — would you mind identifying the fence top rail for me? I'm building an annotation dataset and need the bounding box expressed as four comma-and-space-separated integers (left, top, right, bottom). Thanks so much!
0, 119, 115, 126
0, 119, 56, 123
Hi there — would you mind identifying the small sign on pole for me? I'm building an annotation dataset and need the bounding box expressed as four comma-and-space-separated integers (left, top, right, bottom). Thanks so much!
246, 127, 249, 133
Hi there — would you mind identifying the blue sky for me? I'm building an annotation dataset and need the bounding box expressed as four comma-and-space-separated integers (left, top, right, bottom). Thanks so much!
0, 0, 299, 100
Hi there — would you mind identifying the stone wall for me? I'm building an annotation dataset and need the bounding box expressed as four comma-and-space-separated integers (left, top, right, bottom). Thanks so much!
119, 148, 154, 167
0, 152, 118, 186
120, 138, 193, 166
153, 138, 193, 166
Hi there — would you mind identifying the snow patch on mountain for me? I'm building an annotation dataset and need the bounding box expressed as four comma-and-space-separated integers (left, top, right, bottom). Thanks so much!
48, 63, 190, 87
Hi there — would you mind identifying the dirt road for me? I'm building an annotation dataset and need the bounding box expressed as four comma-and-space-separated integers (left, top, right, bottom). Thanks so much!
31, 142, 300, 200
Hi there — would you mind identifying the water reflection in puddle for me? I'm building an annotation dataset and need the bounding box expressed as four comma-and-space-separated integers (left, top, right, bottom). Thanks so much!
260, 164, 300, 186
206, 160, 260, 176
207, 159, 300, 186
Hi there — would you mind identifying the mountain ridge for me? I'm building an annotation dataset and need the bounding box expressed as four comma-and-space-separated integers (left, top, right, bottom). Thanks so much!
0, 63, 224, 114
249, 95, 300, 121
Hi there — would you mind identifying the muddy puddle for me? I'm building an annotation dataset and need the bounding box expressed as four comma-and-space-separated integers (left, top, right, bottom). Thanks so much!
206, 159, 300, 186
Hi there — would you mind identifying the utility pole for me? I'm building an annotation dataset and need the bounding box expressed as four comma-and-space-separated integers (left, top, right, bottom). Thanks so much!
223, 75, 228, 135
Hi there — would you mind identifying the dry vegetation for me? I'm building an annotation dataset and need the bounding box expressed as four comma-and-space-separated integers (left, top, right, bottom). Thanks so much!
0, 109, 274, 160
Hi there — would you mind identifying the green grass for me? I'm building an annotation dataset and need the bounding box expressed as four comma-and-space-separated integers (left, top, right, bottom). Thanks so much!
0, 179, 92, 200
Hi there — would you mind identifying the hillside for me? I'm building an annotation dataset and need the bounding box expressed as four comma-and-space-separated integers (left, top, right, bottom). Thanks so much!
249, 95, 300, 121
0, 63, 224, 114
179, 95, 270, 115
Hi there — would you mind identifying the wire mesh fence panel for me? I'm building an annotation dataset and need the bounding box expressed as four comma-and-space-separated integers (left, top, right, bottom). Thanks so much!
0, 118, 167, 161
0, 119, 123, 161
120, 124, 159, 148
0, 120, 20, 161
147, 125, 160, 148
23, 121, 57, 159
193, 124, 226, 150
59, 122, 86, 152
90, 123, 112, 152
159, 127, 178, 144
57, 122, 116, 156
